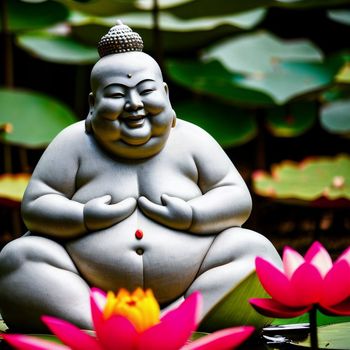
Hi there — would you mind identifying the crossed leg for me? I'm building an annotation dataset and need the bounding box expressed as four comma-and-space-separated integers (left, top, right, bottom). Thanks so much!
185, 227, 281, 317
0, 235, 92, 332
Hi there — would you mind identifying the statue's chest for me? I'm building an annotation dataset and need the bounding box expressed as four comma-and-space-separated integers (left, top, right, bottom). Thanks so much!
73, 151, 201, 203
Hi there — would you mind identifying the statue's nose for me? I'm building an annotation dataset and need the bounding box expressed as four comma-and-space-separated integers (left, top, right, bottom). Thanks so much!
125, 90, 143, 111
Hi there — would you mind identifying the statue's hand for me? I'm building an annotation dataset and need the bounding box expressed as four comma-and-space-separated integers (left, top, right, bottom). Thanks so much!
84, 195, 137, 231
138, 194, 192, 230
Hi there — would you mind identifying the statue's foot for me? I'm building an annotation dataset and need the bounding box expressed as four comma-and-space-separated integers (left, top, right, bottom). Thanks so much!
0, 235, 92, 332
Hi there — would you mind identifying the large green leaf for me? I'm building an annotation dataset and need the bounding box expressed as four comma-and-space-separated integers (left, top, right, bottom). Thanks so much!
291, 322, 350, 349
275, 0, 350, 8
59, 0, 137, 16
166, 59, 275, 107
0, 319, 8, 333
0, 0, 68, 32
336, 63, 350, 83
163, 0, 274, 19
199, 271, 272, 332
272, 311, 350, 328
328, 9, 350, 26
16, 31, 99, 64
0, 89, 77, 148
202, 31, 323, 75
320, 99, 350, 137
265, 102, 317, 137
201, 31, 333, 105
0, 174, 30, 207
252, 154, 350, 206
174, 100, 257, 147
70, 10, 266, 53
235, 61, 334, 105
321, 86, 350, 103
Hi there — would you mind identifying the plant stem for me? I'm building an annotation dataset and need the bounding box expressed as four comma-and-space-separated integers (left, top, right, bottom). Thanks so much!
152, 0, 164, 71
1, 0, 14, 88
309, 306, 319, 350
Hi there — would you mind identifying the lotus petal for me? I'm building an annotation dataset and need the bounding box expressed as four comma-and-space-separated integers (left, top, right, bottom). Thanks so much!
255, 257, 299, 306
2, 334, 70, 350
321, 260, 350, 306
139, 292, 200, 350
183, 326, 254, 350
304, 242, 333, 277
249, 298, 311, 318
290, 263, 323, 305
336, 246, 350, 265
97, 315, 138, 350
42, 316, 102, 350
90, 288, 106, 335
90, 288, 138, 350
321, 297, 350, 316
282, 246, 305, 278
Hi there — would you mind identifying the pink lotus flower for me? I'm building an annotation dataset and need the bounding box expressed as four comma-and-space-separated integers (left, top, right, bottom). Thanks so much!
249, 241, 350, 318
4, 288, 254, 350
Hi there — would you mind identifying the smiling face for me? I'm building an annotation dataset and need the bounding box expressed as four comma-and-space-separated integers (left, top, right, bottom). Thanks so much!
89, 52, 175, 159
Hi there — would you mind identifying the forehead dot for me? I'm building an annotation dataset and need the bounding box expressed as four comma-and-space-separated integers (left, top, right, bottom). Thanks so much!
127, 73, 132, 78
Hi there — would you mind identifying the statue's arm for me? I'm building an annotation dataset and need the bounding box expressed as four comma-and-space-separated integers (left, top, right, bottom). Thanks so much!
21, 125, 87, 238
22, 123, 136, 238
187, 128, 252, 234
138, 122, 252, 234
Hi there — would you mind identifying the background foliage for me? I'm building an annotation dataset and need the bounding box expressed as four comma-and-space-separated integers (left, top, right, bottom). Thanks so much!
1, 0, 350, 252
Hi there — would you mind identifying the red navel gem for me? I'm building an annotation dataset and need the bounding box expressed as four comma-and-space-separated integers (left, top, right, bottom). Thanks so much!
135, 229, 143, 240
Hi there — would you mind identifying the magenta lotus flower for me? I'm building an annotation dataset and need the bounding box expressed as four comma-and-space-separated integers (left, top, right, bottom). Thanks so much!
249, 241, 350, 318
4, 288, 254, 350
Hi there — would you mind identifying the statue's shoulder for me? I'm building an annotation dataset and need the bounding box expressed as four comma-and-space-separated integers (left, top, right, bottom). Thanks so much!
50, 121, 86, 144
174, 119, 217, 144
45, 121, 88, 154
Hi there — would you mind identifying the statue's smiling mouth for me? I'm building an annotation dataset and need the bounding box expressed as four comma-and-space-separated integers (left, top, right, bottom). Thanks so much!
123, 114, 146, 128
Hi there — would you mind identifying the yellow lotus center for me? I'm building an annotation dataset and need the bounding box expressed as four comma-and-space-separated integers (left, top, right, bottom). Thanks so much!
103, 288, 160, 332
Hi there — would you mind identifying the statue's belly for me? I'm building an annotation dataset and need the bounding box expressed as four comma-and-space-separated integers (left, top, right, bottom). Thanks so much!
66, 210, 214, 304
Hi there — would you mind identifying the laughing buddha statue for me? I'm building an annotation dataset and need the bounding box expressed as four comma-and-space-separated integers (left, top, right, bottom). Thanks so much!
0, 22, 280, 331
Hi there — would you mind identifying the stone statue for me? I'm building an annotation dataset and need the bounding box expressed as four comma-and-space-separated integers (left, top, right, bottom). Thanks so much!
0, 22, 281, 332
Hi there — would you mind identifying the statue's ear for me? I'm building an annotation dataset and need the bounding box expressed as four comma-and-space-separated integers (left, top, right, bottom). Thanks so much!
88, 92, 95, 110
163, 82, 169, 95
172, 109, 177, 128
86, 92, 95, 134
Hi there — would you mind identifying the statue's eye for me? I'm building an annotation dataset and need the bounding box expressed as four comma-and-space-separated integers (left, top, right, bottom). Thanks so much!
108, 92, 125, 98
140, 89, 154, 96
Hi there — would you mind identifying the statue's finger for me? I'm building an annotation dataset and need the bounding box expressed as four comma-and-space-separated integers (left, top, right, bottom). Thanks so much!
98, 194, 112, 205
138, 196, 168, 218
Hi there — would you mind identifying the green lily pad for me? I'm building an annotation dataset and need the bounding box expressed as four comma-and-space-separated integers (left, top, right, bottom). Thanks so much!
275, 0, 350, 8
201, 31, 333, 105
336, 63, 350, 83
273, 311, 350, 328
291, 322, 350, 349
164, 0, 273, 19
166, 59, 275, 107
328, 9, 350, 26
16, 31, 99, 64
70, 9, 266, 53
252, 154, 350, 206
199, 271, 272, 332
61, 0, 137, 17
0, 319, 8, 333
266, 102, 317, 137
0, 174, 30, 206
321, 87, 350, 103
0, 89, 77, 148
0, 0, 68, 32
320, 99, 350, 137
235, 61, 334, 105
202, 31, 323, 75
175, 100, 257, 148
